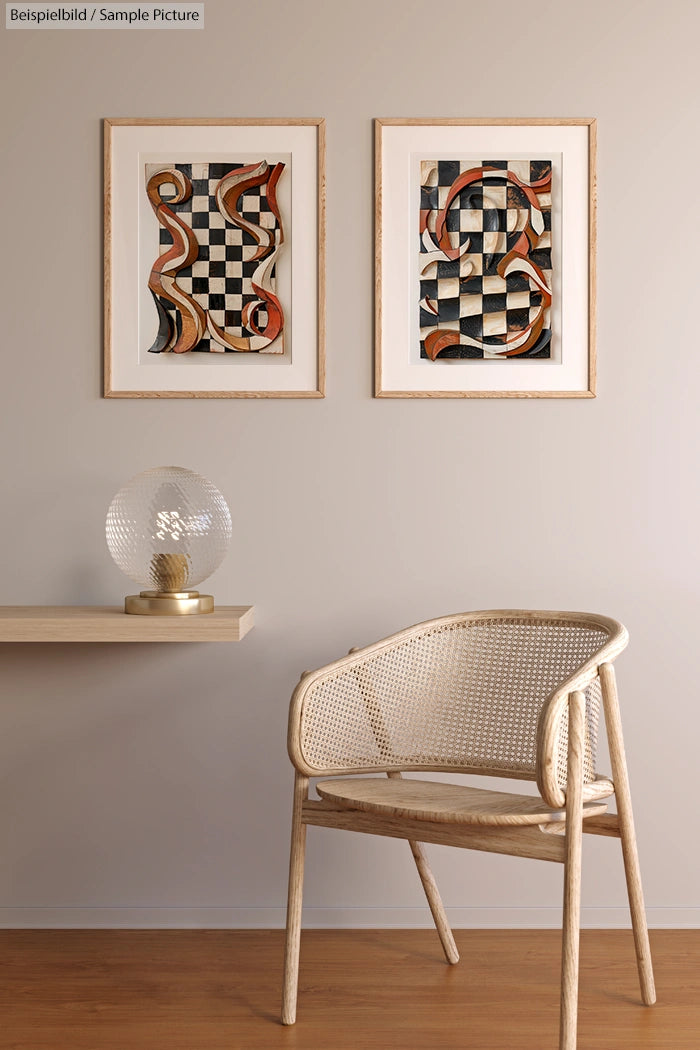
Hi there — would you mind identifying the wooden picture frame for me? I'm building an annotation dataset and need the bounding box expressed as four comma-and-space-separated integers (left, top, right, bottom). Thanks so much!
375, 118, 596, 398
104, 118, 325, 398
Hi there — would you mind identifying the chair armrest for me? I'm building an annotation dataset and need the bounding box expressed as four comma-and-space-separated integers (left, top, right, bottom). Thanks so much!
536, 622, 628, 808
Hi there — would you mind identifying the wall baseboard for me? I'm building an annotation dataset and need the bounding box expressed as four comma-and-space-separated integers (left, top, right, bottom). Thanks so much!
0, 906, 696, 929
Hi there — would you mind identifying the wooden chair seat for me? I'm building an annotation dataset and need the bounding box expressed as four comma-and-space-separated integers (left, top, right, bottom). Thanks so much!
316, 777, 609, 826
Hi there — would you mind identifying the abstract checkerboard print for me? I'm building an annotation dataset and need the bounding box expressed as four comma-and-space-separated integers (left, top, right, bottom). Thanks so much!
419, 159, 553, 360
146, 161, 283, 354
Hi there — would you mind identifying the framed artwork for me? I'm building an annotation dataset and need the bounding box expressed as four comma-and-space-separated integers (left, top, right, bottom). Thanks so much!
375, 118, 596, 398
104, 118, 325, 397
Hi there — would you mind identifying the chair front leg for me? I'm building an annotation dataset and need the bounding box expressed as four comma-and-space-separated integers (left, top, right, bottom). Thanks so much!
282, 772, 309, 1025
560, 691, 585, 1050
600, 663, 656, 1005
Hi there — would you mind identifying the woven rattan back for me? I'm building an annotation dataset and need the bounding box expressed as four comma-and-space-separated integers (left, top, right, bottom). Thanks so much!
288, 611, 628, 806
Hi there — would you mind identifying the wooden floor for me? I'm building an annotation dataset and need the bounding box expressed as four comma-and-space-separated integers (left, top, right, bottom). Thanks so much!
0, 929, 697, 1049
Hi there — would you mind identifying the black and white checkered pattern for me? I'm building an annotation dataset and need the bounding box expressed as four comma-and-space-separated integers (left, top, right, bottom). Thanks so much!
419, 159, 552, 360
151, 162, 277, 352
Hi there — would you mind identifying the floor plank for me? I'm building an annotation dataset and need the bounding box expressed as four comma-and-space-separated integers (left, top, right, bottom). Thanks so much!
0, 930, 697, 1049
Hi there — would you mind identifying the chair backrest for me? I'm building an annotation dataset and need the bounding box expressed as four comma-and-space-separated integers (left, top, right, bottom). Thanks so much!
288, 611, 628, 807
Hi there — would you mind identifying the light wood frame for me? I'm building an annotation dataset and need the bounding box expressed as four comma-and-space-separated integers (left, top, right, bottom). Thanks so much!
281, 610, 655, 1049
375, 118, 597, 398
104, 118, 325, 398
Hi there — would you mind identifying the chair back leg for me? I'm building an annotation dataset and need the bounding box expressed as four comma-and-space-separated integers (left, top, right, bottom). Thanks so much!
387, 772, 460, 965
407, 838, 460, 964
560, 691, 585, 1050
600, 663, 656, 1005
282, 773, 309, 1025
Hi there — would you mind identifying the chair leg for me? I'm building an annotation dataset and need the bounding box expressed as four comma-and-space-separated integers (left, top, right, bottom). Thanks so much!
386, 772, 459, 964
408, 839, 460, 964
560, 691, 585, 1050
600, 663, 656, 1005
282, 773, 309, 1025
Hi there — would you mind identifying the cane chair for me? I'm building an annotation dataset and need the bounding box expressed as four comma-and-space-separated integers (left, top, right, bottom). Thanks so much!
281, 610, 655, 1049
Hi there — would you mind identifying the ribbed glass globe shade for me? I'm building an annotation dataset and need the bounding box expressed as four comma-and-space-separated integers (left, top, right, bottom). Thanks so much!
106, 466, 232, 593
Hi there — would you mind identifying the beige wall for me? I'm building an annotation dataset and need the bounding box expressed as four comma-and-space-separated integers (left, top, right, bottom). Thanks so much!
0, 0, 697, 927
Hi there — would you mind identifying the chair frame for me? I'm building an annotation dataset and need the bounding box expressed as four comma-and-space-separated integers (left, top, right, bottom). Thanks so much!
281, 610, 655, 1049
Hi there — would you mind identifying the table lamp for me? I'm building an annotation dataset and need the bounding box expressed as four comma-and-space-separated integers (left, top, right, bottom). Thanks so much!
106, 466, 232, 615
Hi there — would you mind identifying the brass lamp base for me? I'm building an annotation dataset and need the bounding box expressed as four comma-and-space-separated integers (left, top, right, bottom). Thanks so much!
125, 591, 215, 616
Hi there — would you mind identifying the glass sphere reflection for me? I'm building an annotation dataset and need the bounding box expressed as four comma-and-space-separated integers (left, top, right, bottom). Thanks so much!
106, 466, 232, 592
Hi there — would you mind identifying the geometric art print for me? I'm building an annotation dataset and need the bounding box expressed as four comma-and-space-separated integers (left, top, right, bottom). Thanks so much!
145, 160, 286, 354
419, 159, 552, 360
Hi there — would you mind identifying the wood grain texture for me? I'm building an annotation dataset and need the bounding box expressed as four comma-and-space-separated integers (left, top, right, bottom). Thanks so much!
282, 773, 309, 1025
105, 118, 325, 127
582, 812, 621, 838
0, 929, 686, 1050
588, 118, 598, 395
0, 605, 254, 642
316, 117, 327, 397
103, 389, 325, 399
103, 118, 325, 399
103, 121, 113, 397
386, 773, 459, 966
375, 389, 597, 399
374, 116, 383, 397
302, 800, 567, 863
545, 813, 623, 839
601, 662, 656, 1006
560, 691, 586, 1050
405, 836, 459, 964
315, 776, 608, 826
376, 118, 598, 127
374, 118, 596, 398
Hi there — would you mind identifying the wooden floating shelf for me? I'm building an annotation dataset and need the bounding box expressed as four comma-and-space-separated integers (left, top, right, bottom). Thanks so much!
0, 606, 254, 643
